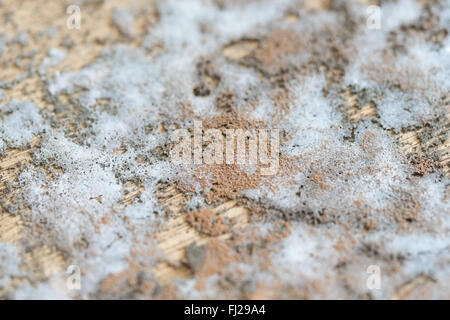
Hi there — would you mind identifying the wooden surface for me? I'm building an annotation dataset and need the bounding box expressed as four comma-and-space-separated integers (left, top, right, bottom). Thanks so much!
0, 0, 253, 295
0, 0, 449, 299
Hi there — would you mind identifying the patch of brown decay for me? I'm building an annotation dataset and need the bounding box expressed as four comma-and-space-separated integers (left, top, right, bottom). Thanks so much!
269, 88, 295, 122
193, 164, 258, 202
408, 152, 439, 176
174, 107, 299, 202
224, 5, 356, 90
223, 30, 304, 90
97, 244, 165, 299
202, 108, 265, 131
186, 208, 231, 236
253, 29, 303, 73
193, 58, 221, 97
196, 113, 265, 198
391, 188, 422, 225
187, 154, 298, 203
98, 261, 149, 298
215, 90, 235, 112
310, 173, 331, 190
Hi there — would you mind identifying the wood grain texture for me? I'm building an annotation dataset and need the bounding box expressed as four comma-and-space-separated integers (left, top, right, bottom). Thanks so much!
0, 0, 448, 299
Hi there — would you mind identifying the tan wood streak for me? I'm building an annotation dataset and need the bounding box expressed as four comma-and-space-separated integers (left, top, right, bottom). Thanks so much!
395, 130, 423, 154
0, 213, 23, 243
24, 245, 66, 278
223, 40, 259, 61
348, 103, 377, 122
0, 148, 31, 244
392, 275, 433, 300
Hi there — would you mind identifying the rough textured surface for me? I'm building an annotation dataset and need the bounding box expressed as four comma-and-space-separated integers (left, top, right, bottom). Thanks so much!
0, 0, 449, 299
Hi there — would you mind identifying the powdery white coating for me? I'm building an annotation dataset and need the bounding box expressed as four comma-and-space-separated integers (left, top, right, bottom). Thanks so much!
0, 100, 47, 151
359, 228, 450, 299
376, 44, 449, 131
112, 7, 135, 37
281, 74, 342, 131
345, 0, 449, 132
273, 225, 339, 282
376, 90, 434, 131
39, 48, 67, 74
416, 175, 450, 232
19, 160, 123, 248
0, 35, 6, 58
11, 45, 185, 297
12, 279, 71, 300
245, 121, 412, 216
381, 0, 422, 32
0, 243, 25, 289
146, 0, 291, 54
